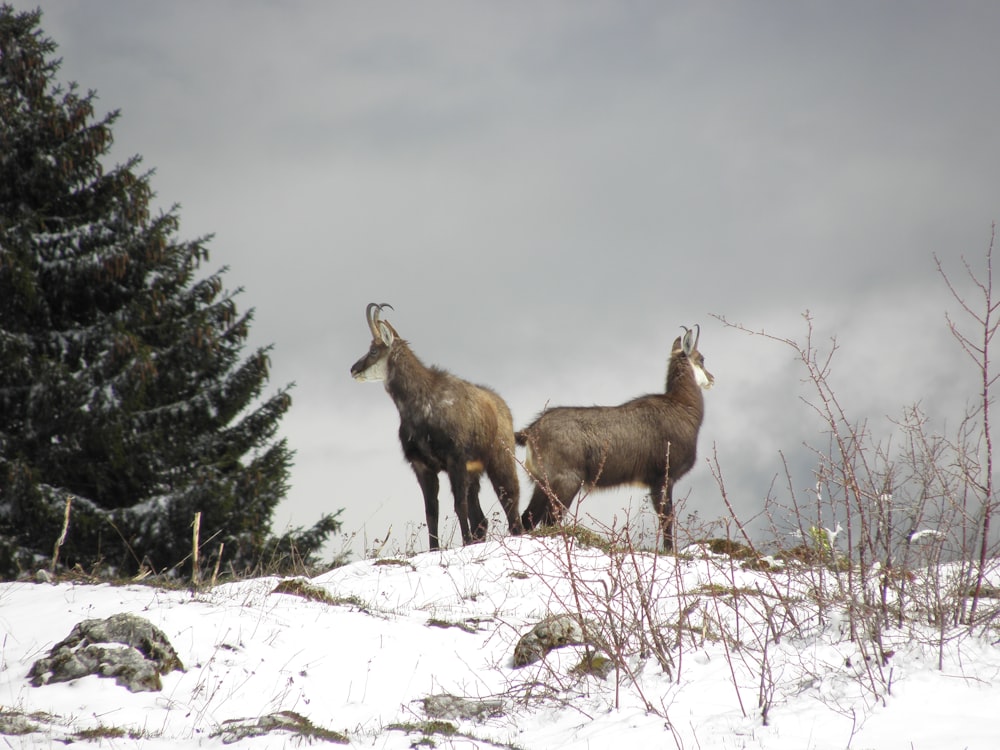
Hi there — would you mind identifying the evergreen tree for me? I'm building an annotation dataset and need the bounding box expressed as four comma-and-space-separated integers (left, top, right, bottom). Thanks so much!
0, 6, 339, 578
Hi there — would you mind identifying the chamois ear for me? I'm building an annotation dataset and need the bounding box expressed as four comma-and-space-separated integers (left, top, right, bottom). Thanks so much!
378, 320, 395, 346
680, 326, 696, 356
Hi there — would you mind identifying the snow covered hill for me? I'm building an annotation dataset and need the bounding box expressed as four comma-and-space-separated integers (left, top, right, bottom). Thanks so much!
1, 536, 998, 748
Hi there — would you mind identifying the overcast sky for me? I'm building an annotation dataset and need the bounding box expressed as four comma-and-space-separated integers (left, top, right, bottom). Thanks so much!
26, 1, 1000, 558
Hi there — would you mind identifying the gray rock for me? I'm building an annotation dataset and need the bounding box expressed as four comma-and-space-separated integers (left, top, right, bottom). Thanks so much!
28, 613, 183, 692
513, 613, 599, 667
422, 693, 504, 721
0, 709, 38, 736
214, 711, 349, 744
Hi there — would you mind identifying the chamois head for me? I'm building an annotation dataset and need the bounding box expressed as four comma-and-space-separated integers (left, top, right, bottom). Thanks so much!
351, 302, 397, 383
675, 324, 714, 390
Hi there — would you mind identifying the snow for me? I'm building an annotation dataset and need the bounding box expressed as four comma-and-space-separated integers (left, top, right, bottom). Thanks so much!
1, 535, 998, 749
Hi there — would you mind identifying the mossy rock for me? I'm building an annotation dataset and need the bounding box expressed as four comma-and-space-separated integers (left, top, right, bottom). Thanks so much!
513, 613, 600, 667
28, 613, 183, 693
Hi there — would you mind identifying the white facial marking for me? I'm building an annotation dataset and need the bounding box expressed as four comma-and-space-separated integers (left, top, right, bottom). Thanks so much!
692, 362, 714, 389
354, 357, 388, 382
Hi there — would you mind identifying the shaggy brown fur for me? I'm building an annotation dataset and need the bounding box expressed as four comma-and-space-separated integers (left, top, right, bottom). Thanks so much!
351, 304, 522, 550
517, 326, 713, 550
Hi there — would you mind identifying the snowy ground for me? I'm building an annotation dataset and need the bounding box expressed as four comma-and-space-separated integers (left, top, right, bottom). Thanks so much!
1, 535, 999, 749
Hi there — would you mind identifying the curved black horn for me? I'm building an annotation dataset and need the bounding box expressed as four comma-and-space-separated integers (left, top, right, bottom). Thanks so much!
679, 324, 700, 347
366, 302, 394, 342
365, 303, 381, 339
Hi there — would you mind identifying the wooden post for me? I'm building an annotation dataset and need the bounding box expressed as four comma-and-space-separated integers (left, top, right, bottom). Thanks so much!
50, 496, 72, 575
211, 542, 224, 587
191, 511, 202, 586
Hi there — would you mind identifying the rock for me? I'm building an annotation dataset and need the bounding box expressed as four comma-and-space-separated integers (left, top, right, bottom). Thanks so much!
0, 709, 37, 736
28, 613, 184, 693
422, 693, 504, 721
214, 711, 349, 745
513, 613, 599, 667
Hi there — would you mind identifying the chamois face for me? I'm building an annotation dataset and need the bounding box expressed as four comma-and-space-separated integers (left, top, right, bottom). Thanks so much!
690, 350, 714, 389
351, 338, 391, 382
350, 303, 396, 383
676, 327, 714, 389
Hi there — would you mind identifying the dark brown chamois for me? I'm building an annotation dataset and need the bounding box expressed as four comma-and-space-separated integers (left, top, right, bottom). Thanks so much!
350, 303, 522, 551
517, 325, 713, 551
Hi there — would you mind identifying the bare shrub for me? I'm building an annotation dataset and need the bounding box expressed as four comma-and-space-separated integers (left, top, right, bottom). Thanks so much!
498, 233, 1000, 732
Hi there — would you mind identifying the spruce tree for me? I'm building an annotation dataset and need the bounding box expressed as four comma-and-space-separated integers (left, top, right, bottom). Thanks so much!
0, 6, 339, 578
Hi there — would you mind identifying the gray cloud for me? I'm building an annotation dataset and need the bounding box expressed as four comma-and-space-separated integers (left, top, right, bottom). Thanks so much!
28, 1, 1000, 556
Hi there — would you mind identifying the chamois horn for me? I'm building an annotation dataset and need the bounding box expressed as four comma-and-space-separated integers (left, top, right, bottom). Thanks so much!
365, 302, 394, 342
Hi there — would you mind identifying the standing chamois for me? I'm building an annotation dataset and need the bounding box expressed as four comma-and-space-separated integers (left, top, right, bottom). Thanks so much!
517, 325, 713, 551
351, 303, 523, 550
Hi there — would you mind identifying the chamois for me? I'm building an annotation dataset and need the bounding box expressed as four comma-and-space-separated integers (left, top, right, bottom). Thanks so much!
350, 303, 523, 550
516, 325, 713, 551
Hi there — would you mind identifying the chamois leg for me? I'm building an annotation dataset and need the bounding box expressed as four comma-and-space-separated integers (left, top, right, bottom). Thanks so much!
412, 461, 441, 551
649, 476, 675, 552
488, 459, 523, 536
521, 476, 576, 530
447, 464, 475, 545
521, 485, 547, 530
467, 477, 488, 542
